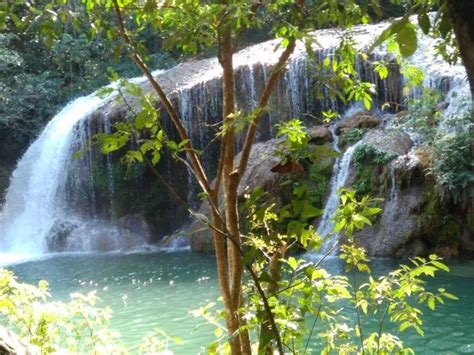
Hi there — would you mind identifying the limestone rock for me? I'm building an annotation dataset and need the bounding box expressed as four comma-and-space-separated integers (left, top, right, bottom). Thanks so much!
46, 217, 152, 252
335, 112, 380, 134
190, 138, 289, 253
356, 185, 426, 256
46, 220, 80, 252
190, 208, 215, 253
307, 125, 333, 145
362, 129, 413, 156
117, 214, 154, 242
353, 145, 425, 257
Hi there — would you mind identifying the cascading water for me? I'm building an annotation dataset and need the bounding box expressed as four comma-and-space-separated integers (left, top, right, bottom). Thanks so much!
0, 73, 160, 262
0, 92, 116, 262
316, 127, 362, 255
1, 16, 470, 261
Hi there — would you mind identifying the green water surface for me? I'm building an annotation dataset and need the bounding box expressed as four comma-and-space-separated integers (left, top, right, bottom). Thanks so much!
8, 252, 474, 354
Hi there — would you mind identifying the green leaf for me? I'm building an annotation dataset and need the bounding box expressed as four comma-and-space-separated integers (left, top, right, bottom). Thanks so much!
442, 292, 459, 301
301, 201, 323, 219
363, 96, 371, 111
418, 12, 431, 35
431, 261, 449, 272
151, 151, 161, 165
214, 327, 223, 338
135, 111, 147, 130
287, 257, 298, 271
396, 24, 418, 57
427, 297, 435, 310
369, 17, 408, 52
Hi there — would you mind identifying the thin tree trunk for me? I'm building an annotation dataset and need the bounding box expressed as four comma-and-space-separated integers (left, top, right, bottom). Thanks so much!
219, 24, 249, 354
210, 194, 242, 355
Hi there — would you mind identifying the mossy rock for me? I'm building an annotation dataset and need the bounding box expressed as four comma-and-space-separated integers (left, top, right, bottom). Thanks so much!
335, 112, 380, 135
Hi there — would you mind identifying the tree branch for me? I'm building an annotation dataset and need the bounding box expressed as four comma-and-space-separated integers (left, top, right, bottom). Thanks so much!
112, 0, 212, 198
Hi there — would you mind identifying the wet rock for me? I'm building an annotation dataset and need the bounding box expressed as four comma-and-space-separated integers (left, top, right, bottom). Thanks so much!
308, 125, 333, 145
159, 226, 191, 249
395, 238, 428, 258
335, 112, 380, 135
47, 218, 151, 253
68, 221, 150, 252
355, 143, 472, 257
117, 214, 154, 242
190, 138, 290, 253
362, 129, 413, 156
46, 220, 80, 252
356, 185, 426, 256
434, 245, 459, 259
190, 210, 215, 253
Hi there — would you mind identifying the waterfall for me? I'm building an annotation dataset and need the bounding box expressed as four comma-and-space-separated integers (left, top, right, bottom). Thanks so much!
0, 17, 469, 260
317, 103, 361, 254
389, 162, 397, 201
0, 92, 115, 262
316, 126, 362, 255
0, 73, 159, 262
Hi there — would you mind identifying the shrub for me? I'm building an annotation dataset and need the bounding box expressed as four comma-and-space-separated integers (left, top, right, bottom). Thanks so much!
339, 128, 365, 147
353, 144, 397, 168
430, 132, 474, 200
0, 269, 179, 354
402, 88, 442, 142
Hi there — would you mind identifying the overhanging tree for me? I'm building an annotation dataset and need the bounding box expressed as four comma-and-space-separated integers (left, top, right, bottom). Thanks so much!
2, 0, 469, 353
86, 1, 383, 353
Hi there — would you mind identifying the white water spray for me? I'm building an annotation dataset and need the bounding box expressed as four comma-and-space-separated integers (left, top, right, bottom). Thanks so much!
317, 138, 361, 254
0, 92, 115, 262
0, 73, 159, 262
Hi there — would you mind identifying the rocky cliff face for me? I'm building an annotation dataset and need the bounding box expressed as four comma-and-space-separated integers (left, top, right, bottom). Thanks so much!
53, 19, 471, 256
344, 117, 473, 258
64, 22, 405, 242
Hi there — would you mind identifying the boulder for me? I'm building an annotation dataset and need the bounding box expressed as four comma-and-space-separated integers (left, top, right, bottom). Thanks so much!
46, 216, 152, 253
344, 129, 414, 194
190, 209, 215, 253
117, 214, 154, 242
353, 146, 428, 257
355, 146, 472, 258
362, 129, 413, 156
190, 138, 291, 252
335, 112, 380, 134
356, 184, 426, 256
46, 220, 80, 252
307, 125, 333, 145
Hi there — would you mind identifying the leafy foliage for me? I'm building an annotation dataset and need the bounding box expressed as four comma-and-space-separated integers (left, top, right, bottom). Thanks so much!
352, 143, 397, 197
399, 89, 443, 142
430, 132, 474, 200
339, 128, 366, 147
353, 144, 397, 169
276, 119, 310, 161
0, 268, 180, 354
197, 188, 455, 353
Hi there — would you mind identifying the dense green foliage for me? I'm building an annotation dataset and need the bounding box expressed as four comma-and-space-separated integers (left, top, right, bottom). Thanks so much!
352, 143, 397, 197
0, 268, 181, 353
196, 189, 456, 354
339, 128, 366, 147
0, 3, 175, 202
394, 88, 473, 201
431, 132, 474, 200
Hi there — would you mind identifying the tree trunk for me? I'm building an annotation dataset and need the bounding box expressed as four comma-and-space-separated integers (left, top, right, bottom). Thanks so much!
219, 24, 251, 354
446, 0, 474, 119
